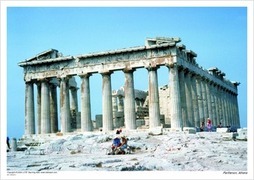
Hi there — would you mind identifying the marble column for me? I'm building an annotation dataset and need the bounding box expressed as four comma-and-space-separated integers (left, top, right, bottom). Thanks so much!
36, 82, 41, 134
190, 74, 200, 127
60, 77, 71, 133
148, 67, 161, 128
217, 86, 223, 126
210, 82, 217, 124
224, 91, 230, 127
102, 72, 113, 131
185, 71, 194, 127
228, 92, 233, 126
201, 79, 208, 121
196, 76, 204, 125
124, 69, 136, 130
233, 93, 240, 127
214, 85, 220, 126
25, 81, 35, 135
221, 89, 227, 126
179, 69, 187, 128
196, 75, 204, 127
205, 80, 213, 122
70, 86, 79, 129
80, 74, 93, 131
235, 95, 240, 127
49, 83, 58, 133
41, 80, 51, 134
169, 64, 182, 129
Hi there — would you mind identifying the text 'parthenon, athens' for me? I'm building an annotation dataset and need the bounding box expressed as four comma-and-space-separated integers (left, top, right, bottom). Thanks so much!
18, 37, 240, 135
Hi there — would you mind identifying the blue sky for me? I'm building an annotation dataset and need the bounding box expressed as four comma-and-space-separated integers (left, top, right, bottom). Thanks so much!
5, 6, 248, 139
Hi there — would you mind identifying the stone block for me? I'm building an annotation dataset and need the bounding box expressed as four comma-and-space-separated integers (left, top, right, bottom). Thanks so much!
236, 128, 247, 141
170, 128, 182, 132
222, 133, 236, 141
148, 127, 163, 136
56, 132, 63, 136
216, 128, 229, 133
183, 127, 196, 134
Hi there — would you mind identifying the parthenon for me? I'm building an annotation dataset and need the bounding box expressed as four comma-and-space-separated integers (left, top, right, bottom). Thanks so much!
18, 37, 240, 135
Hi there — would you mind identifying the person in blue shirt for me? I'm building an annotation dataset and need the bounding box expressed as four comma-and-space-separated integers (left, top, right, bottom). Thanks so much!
111, 136, 121, 155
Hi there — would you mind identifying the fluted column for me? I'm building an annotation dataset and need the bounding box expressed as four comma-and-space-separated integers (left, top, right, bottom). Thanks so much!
215, 85, 221, 126
169, 64, 182, 129
213, 85, 220, 125
179, 69, 187, 128
185, 71, 194, 127
49, 83, 58, 133
228, 92, 233, 126
60, 77, 71, 133
232, 93, 240, 127
80, 74, 93, 131
36, 82, 41, 134
224, 91, 230, 127
217, 86, 223, 126
234, 94, 240, 127
190, 74, 200, 127
70, 86, 79, 129
221, 88, 227, 126
205, 80, 213, 122
41, 80, 51, 134
124, 69, 136, 130
196, 76, 204, 125
102, 72, 113, 131
25, 81, 35, 135
148, 67, 161, 128
201, 79, 208, 121
210, 82, 217, 124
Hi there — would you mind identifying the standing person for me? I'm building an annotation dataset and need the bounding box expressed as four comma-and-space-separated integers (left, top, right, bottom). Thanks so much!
200, 121, 205, 132
207, 118, 212, 132
217, 122, 222, 128
6, 136, 10, 149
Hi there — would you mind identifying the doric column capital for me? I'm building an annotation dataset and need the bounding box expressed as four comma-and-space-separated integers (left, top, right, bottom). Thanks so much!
184, 69, 195, 77
57, 75, 71, 82
79, 73, 92, 79
34, 80, 41, 86
36, 78, 50, 83
25, 79, 36, 84
146, 65, 159, 71
100, 71, 113, 76
123, 67, 136, 73
166, 62, 179, 69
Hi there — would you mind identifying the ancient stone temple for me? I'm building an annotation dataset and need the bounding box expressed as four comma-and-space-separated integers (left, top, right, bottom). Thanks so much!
18, 37, 240, 135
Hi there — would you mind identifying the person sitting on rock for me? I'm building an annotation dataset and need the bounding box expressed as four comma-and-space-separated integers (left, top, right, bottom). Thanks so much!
111, 136, 121, 155
118, 136, 128, 154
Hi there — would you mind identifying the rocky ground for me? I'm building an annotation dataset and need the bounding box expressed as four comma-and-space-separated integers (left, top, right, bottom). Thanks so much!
4, 129, 249, 179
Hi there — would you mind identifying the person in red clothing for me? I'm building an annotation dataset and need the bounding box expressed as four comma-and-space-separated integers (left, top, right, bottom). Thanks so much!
207, 118, 212, 132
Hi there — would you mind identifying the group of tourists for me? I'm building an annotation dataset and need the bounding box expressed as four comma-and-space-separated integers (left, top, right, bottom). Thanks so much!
109, 129, 128, 155
200, 118, 224, 132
